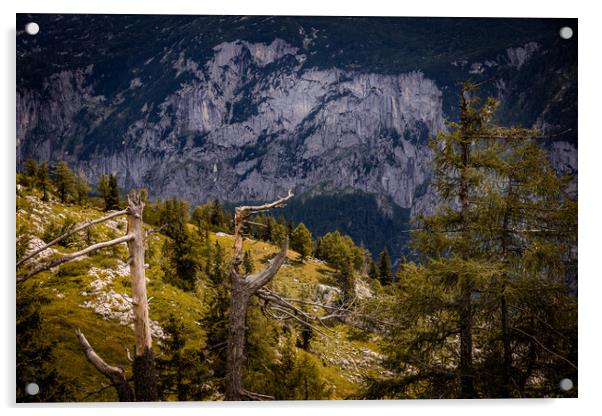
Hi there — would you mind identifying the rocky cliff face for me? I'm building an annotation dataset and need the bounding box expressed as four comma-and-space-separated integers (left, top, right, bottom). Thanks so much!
16, 15, 577, 256
18, 38, 446, 214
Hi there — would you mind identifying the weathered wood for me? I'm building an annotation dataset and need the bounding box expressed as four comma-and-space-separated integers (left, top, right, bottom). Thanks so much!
17, 234, 133, 283
75, 329, 133, 402
17, 208, 129, 267
126, 191, 158, 402
224, 190, 293, 401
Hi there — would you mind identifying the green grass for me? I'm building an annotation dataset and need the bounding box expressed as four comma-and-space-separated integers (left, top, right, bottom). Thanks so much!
16, 188, 383, 401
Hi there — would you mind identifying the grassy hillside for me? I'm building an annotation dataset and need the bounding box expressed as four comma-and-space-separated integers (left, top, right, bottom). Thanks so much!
16, 187, 384, 401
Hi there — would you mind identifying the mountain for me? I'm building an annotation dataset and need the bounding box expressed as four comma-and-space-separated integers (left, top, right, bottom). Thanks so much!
16, 14, 578, 259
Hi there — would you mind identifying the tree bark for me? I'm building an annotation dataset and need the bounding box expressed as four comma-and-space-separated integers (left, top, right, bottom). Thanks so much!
126, 191, 159, 402
76, 329, 133, 402
458, 87, 476, 399
224, 191, 293, 401
224, 285, 251, 401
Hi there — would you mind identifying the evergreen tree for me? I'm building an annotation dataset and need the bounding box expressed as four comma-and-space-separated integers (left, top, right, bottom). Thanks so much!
210, 241, 227, 284
191, 203, 212, 237
270, 219, 288, 245
368, 258, 380, 281
74, 169, 91, 206
160, 198, 200, 291
22, 159, 38, 188
106, 174, 121, 210
210, 198, 225, 230
17, 285, 72, 402
367, 82, 577, 399
316, 231, 363, 272
202, 241, 230, 383
37, 161, 50, 201
157, 314, 211, 401
290, 223, 313, 260
378, 249, 393, 285
243, 249, 255, 274
53, 161, 75, 203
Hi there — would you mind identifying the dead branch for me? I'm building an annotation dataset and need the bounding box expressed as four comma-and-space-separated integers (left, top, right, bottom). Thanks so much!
17, 208, 129, 267
145, 224, 167, 239
236, 189, 294, 215
75, 329, 133, 402
245, 239, 289, 292
511, 326, 577, 370
17, 234, 134, 283
243, 220, 268, 228
125, 347, 133, 363
240, 388, 275, 401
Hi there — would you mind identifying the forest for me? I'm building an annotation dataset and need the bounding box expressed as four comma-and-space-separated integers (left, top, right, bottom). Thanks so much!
15, 83, 577, 401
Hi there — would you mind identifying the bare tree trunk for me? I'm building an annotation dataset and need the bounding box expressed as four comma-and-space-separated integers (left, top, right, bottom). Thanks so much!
499, 179, 515, 397
225, 286, 251, 401
224, 190, 293, 401
458, 89, 476, 399
76, 329, 133, 402
18, 190, 158, 401
126, 191, 158, 402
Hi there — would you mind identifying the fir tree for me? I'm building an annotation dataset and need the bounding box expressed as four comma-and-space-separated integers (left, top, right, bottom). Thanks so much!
369, 82, 577, 399
210, 198, 224, 230
37, 161, 50, 201
368, 258, 380, 281
378, 249, 393, 285
106, 174, 121, 210
53, 161, 75, 203
156, 314, 211, 401
290, 223, 313, 260
17, 285, 72, 402
74, 169, 91, 206
160, 198, 200, 291
243, 249, 255, 274
22, 159, 38, 188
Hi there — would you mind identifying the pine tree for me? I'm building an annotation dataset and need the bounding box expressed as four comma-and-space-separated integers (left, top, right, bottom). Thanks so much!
53, 161, 75, 203
37, 161, 50, 201
378, 249, 393, 285
160, 198, 200, 291
106, 175, 121, 210
210, 241, 226, 284
290, 223, 313, 260
23, 159, 38, 188
369, 82, 577, 399
243, 249, 255, 274
17, 285, 72, 402
74, 169, 91, 206
368, 258, 380, 281
156, 314, 211, 401
210, 198, 224, 230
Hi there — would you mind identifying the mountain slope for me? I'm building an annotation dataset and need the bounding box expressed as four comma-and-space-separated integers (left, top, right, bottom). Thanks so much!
16, 188, 384, 401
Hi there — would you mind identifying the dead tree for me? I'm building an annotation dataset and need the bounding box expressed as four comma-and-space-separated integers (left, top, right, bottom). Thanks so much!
16, 191, 158, 401
75, 329, 133, 401
224, 190, 293, 401
126, 192, 158, 401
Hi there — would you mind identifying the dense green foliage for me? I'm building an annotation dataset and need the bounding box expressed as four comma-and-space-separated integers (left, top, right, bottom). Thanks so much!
282, 191, 411, 263
290, 223, 313, 260
17, 284, 73, 402
15, 80, 577, 400
98, 174, 121, 211
363, 84, 577, 399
